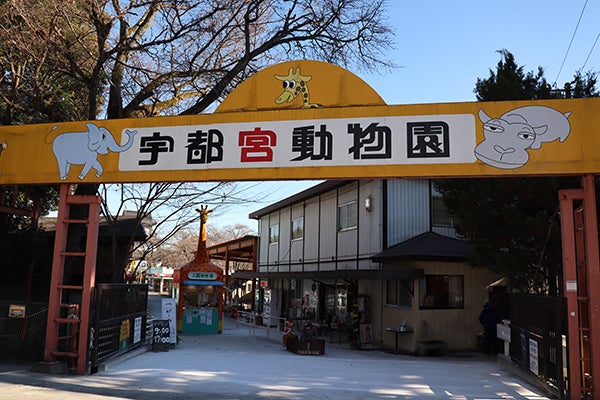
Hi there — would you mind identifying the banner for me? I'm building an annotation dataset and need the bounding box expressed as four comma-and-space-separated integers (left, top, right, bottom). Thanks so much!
0, 60, 598, 184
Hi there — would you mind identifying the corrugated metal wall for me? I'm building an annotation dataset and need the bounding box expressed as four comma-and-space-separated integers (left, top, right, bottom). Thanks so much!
386, 179, 430, 247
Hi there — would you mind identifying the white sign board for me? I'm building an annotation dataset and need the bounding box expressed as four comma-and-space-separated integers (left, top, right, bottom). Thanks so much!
162, 298, 177, 345
118, 115, 476, 172
133, 316, 142, 344
497, 323, 511, 343
529, 339, 539, 375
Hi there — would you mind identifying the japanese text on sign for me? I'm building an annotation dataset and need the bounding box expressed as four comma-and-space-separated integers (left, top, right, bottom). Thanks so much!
119, 115, 476, 171
188, 271, 218, 280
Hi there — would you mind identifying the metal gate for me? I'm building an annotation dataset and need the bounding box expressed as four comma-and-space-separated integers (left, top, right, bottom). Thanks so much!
89, 283, 148, 373
508, 294, 566, 398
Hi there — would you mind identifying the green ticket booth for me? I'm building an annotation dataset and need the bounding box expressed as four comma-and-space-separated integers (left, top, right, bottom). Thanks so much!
181, 278, 223, 335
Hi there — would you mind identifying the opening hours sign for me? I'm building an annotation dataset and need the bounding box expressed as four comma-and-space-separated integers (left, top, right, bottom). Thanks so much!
0, 60, 599, 185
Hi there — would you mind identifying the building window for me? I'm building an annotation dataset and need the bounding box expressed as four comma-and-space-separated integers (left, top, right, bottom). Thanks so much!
419, 275, 464, 309
269, 224, 279, 244
337, 201, 357, 231
291, 217, 304, 240
386, 279, 413, 308
431, 195, 453, 228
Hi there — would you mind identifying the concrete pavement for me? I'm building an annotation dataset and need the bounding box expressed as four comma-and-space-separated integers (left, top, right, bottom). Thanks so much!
0, 293, 555, 399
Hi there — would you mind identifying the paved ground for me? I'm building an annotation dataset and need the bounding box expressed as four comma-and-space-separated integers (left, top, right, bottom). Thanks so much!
0, 293, 555, 400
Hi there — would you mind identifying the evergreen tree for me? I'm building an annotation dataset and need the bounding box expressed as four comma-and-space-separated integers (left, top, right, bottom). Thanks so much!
435, 49, 598, 295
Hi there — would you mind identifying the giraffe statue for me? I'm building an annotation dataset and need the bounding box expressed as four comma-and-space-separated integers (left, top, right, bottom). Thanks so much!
176, 204, 225, 334
195, 205, 213, 263
274, 67, 322, 108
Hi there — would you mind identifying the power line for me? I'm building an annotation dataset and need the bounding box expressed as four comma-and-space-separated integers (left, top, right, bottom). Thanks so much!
581, 31, 600, 70
554, 0, 589, 85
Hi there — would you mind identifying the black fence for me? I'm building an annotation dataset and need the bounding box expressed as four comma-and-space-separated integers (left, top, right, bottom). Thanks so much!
0, 302, 47, 360
508, 294, 566, 399
89, 283, 148, 373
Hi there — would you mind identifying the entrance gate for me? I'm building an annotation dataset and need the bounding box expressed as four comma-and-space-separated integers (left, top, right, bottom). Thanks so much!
1, 60, 600, 397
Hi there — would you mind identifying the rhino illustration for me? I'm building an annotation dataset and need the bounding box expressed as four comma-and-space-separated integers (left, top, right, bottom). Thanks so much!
474, 106, 571, 169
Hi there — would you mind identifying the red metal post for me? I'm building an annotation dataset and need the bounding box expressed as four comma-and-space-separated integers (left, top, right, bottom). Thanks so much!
559, 175, 600, 399
76, 195, 100, 375
582, 174, 600, 399
559, 187, 583, 399
44, 184, 71, 362
43, 184, 101, 375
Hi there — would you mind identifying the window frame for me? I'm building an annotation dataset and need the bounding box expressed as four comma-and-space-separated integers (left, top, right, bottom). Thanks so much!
337, 200, 358, 231
419, 274, 464, 310
386, 279, 414, 308
291, 217, 304, 240
431, 194, 454, 228
269, 223, 279, 245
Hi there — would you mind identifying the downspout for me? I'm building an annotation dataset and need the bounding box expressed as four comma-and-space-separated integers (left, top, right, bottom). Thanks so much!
277, 211, 281, 277
356, 180, 360, 270
382, 180, 388, 250
317, 194, 322, 271
302, 201, 306, 273
288, 206, 292, 271
335, 186, 339, 271
428, 181, 433, 232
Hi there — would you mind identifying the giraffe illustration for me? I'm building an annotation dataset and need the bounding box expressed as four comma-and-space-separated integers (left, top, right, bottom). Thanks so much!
274, 67, 322, 108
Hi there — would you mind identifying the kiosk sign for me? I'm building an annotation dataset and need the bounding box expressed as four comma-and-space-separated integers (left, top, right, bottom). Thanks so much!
188, 271, 217, 280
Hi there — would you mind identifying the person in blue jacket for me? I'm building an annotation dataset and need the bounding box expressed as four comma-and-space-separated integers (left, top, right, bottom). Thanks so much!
479, 302, 499, 354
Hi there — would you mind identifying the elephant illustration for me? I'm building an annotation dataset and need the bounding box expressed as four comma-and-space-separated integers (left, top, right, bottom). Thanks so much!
51, 123, 137, 180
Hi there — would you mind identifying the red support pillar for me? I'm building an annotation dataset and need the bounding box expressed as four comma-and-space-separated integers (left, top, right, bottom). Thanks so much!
77, 196, 99, 375
43, 183, 100, 375
44, 184, 71, 363
582, 174, 600, 399
559, 175, 600, 399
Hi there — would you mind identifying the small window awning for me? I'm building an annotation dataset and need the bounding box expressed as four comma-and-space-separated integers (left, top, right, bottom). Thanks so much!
183, 280, 224, 286
372, 232, 473, 262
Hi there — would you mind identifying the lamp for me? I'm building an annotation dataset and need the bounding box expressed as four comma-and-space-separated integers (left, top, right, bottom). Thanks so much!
365, 196, 372, 212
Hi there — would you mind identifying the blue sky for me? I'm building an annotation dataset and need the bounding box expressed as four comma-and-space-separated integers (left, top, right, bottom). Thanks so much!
364, 0, 599, 105
210, 0, 600, 230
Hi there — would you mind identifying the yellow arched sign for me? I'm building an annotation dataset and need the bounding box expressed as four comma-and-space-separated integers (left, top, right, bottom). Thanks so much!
0, 60, 598, 184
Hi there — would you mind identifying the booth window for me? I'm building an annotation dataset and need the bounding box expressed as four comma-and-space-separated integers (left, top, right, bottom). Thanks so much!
184, 284, 219, 308
338, 201, 357, 231
269, 224, 279, 244
419, 275, 464, 309
386, 279, 413, 308
291, 217, 304, 240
